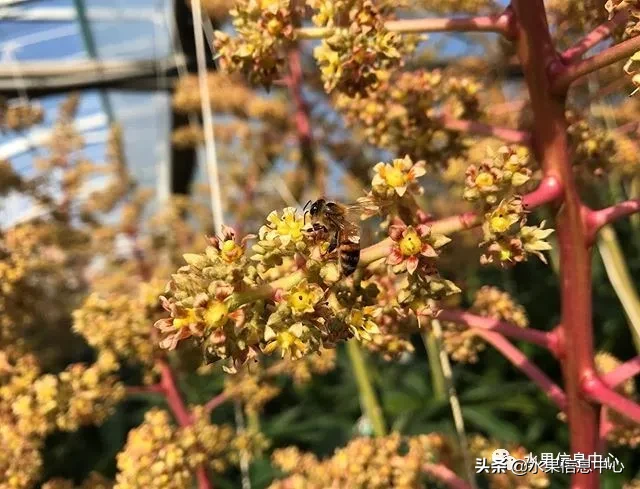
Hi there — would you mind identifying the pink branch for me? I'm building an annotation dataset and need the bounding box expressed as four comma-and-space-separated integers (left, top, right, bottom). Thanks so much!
582, 371, 640, 424
437, 309, 559, 354
196, 466, 212, 489
597, 407, 613, 453
439, 115, 533, 146
601, 356, 640, 389
584, 199, 640, 244
158, 360, 193, 426
475, 330, 567, 410
552, 34, 640, 93
385, 10, 515, 37
204, 392, 229, 415
561, 11, 629, 63
297, 9, 516, 39
521, 176, 563, 210
126, 384, 164, 395
423, 463, 472, 489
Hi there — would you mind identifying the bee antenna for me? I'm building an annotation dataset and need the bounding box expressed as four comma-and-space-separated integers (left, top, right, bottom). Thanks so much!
303, 200, 311, 211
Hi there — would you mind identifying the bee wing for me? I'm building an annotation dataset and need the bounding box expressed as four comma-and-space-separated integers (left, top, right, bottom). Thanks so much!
344, 196, 381, 222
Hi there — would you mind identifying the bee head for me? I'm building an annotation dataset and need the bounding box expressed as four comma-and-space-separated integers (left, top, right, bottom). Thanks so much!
309, 199, 325, 217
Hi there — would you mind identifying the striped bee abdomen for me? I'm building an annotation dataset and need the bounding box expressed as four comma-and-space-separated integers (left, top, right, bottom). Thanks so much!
339, 236, 361, 277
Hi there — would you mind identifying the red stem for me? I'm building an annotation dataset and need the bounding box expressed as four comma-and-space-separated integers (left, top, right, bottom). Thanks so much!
126, 384, 164, 395
423, 463, 472, 489
583, 199, 640, 244
286, 49, 323, 193
521, 175, 563, 210
204, 392, 228, 415
581, 371, 640, 424
513, 3, 599, 487
560, 10, 629, 63
552, 34, 640, 93
384, 10, 515, 38
196, 466, 213, 489
439, 115, 533, 146
475, 330, 567, 410
597, 407, 614, 452
437, 309, 559, 354
158, 359, 193, 426
601, 356, 640, 388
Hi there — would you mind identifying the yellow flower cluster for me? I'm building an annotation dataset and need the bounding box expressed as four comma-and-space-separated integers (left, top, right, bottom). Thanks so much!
443, 286, 529, 363
0, 413, 43, 489
470, 435, 550, 489
42, 473, 113, 489
214, 0, 297, 87
115, 408, 202, 489
181, 406, 235, 473
72, 281, 164, 378
0, 349, 124, 489
269, 433, 452, 489
311, 0, 407, 96
335, 69, 481, 167
5, 351, 124, 434
464, 145, 532, 205
463, 147, 554, 267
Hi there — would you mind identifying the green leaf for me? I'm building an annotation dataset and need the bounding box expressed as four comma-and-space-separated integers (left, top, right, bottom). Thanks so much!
463, 406, 521, 442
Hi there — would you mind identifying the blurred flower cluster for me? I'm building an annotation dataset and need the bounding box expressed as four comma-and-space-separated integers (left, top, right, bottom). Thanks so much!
595, 352, 640, 448
114, 407, 235, 489
335, 69, 481, 167
268, 433, 452, 489
72, 278, 166, 384
443, 286, 529, 363
464, 145, 554, 267
214, 0, 298, 87
0, 98, 44, 131
566, 110, 617, 176
42, 473, 114, 489
470, 435, 550, 489
0, 349, 124, 489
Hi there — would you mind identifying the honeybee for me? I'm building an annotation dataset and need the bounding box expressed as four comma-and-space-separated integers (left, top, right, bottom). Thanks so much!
304, 198, 375, 277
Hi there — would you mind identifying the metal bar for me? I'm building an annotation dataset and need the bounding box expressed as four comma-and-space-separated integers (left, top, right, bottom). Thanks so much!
0, 7, 158, 22
72, 0, 115, 122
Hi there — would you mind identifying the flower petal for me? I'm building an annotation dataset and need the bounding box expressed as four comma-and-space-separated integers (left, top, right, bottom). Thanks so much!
387, 248, 404, 265
406, 256, 419, 275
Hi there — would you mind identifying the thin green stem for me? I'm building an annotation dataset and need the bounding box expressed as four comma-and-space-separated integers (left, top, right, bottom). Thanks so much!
596, 226, 640, 353
346, 341, 387, 437
422, 331, 447, 401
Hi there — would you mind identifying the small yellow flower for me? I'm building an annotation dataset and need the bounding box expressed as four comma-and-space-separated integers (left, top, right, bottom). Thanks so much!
490, 216, 512, 234
286, 280, 324, 315
263, 207, 305, 245
399, 228, 422, 256
474, 172, 495, 189
383, 165, 407, 188
220, 239, 243, 263
173, 308, 199, 330
204, 301, 229, 328
372, 156, 426, 197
